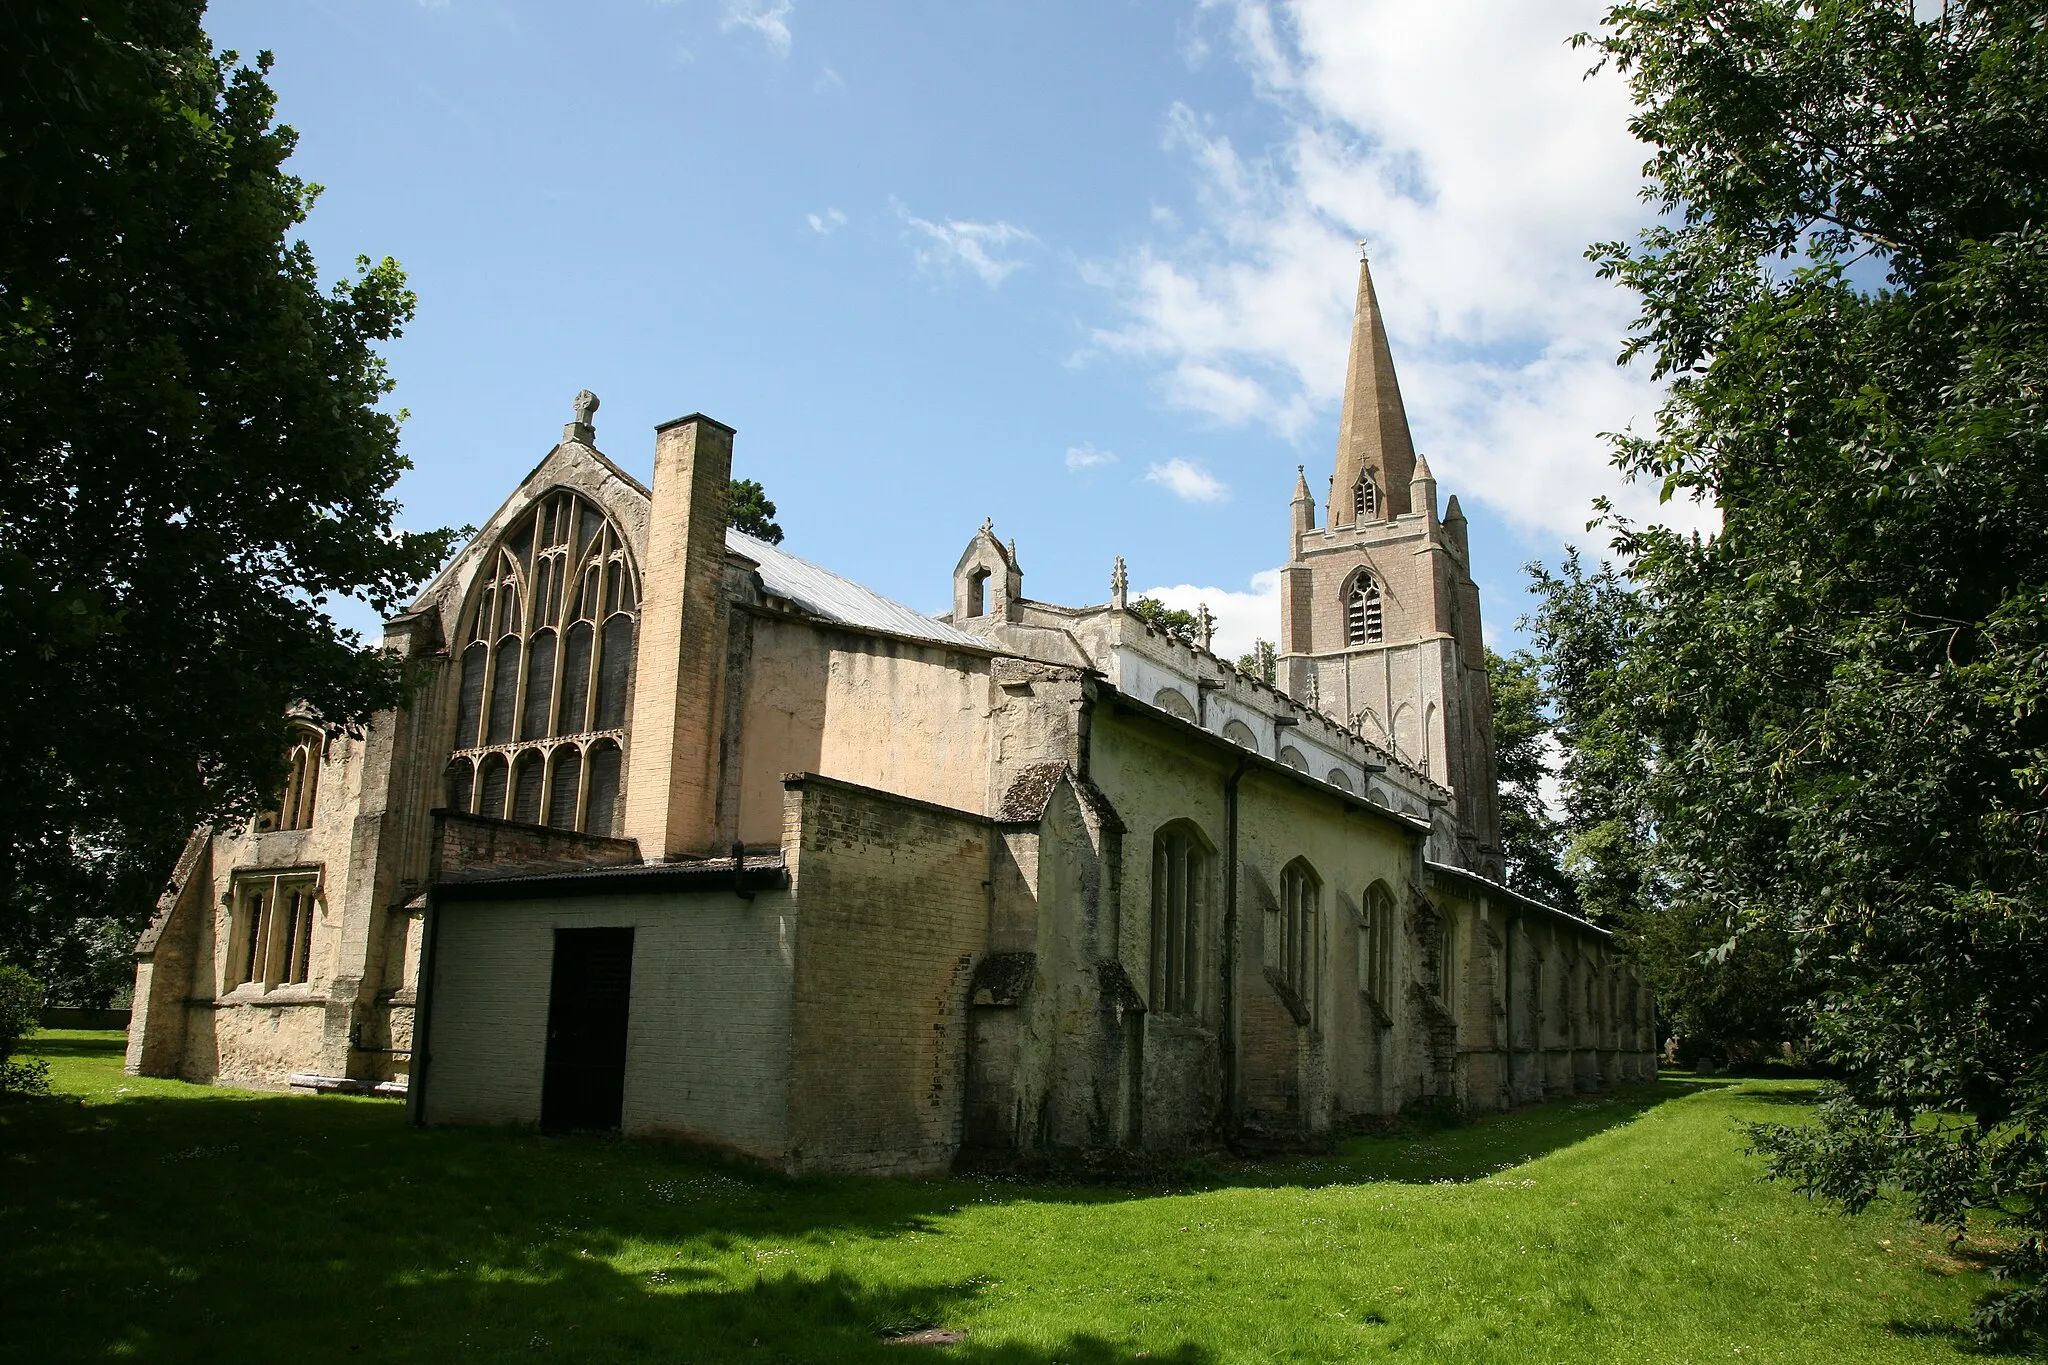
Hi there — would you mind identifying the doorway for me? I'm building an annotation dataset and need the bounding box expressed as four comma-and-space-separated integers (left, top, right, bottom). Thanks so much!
541, 927, 634, 1132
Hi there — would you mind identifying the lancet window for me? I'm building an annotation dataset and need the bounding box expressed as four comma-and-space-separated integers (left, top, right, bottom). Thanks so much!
259, 724, 323, 833
1345, 573, 1384, 646
445, 490, 638, 837
1360, 880, 1396, 1010
1353, 471, 1380, 520
1150, 824, 1209, 1016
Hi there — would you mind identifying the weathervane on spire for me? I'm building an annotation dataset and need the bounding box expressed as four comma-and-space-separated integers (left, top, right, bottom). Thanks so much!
1357, 238, 1370, 262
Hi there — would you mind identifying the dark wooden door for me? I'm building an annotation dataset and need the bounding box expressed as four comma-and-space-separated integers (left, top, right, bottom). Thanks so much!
541, 927, 634, 1132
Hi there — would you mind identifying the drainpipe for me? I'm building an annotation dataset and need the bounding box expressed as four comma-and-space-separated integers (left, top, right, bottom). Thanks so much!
1220, 752, 1253, 1134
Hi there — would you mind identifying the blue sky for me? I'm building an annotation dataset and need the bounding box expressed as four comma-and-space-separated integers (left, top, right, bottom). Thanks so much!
206, 0, 1704, 657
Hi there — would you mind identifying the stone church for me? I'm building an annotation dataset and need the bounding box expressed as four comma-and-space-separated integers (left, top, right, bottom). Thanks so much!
126, 256, 1654, 1175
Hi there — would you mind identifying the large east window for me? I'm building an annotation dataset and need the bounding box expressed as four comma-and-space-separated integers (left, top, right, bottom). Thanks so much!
227, 871, 320, 990
444, 490, 637, 836
1150, 824, 1210, 1015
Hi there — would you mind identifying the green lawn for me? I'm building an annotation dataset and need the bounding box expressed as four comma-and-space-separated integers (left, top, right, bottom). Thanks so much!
0, 1031, 2020, 1364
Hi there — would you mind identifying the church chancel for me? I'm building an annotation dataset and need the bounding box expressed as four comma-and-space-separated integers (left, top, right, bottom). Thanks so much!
126, 257, 1653, 1174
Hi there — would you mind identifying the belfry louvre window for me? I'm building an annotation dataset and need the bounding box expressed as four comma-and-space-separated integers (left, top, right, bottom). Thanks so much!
228, 872, 319, 990
445, 490, 637, 836
1345, 574, 1384, 646
1150, 824, 1208, 1015
1279, 859, 1321, 1017
1353, 471, 1379, 520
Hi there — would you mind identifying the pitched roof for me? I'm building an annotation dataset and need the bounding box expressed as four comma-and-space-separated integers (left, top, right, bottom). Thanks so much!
728, 528, 987, 649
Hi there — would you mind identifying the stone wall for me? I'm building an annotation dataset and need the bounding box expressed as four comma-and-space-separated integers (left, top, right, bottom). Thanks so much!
782, 775, 992, 1176
420, 885, 798, 1156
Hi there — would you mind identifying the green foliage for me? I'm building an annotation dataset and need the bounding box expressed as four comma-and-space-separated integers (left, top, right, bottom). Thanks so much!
3, 1039, 2011, 1361
0, 967, 50, 1096
1483, 647, 1574, 907
0, 4, 457, 961
1584, 0, 2048, 1344
1127, 596, 1200, 643
1236, 640, 1276, 685
728, 478, 784, 544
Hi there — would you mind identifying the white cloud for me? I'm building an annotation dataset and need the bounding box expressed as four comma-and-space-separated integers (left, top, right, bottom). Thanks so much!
814, 65, 845, 94
900, 207, 1037, 287
1065, 443, 1118, 472
722, 0, 792, 56
1087, 1, 1715, 541
1138, 569, 1283, 661
806, 207, 847, 235
1144, 458, 1231, 503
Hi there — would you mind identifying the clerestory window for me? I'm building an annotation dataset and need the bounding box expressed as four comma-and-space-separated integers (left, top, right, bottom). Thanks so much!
445, 490, 637, 837
1150, 824, 1210, 1015
1345, 573, 1384, 646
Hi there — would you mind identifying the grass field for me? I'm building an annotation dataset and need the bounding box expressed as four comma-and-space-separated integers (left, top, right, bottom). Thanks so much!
0, 1031, 2023, 1364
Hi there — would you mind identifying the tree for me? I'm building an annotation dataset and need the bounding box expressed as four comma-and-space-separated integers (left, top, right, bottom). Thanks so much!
1236, 640, 1276, 686
728, 478, 784, 543
1, 6, 456, 973
1127, 596, 1201, 644
1583, 0, 2048, 1343
1484, 647, 1574, 908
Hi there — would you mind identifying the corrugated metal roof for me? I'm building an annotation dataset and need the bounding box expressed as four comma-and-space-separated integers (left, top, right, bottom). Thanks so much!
728, 528, 987, 649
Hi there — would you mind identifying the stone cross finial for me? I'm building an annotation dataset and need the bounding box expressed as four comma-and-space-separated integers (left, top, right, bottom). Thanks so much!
565, 389, 599, 443
1110, 555, 1128, 608
1196, 603, 1216, 651
979, 517, 995, 537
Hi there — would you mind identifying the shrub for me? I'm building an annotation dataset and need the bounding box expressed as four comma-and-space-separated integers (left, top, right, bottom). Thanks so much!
0, 965, 50, 1096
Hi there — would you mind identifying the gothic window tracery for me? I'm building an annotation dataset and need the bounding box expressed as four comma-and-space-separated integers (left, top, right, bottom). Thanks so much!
1278, 858, 1321, 1019
1360, 880, 1396, 1011
1345, 573, 1384, 646
227, 871, 319, 991
445, 490, 637, 837
1150, 823, 1210, 1016
264, 724, 323, 832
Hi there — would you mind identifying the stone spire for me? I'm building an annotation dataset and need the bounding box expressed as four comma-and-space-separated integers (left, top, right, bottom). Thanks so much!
1110, 556, 1129, 608
1332, 247, 1418, 525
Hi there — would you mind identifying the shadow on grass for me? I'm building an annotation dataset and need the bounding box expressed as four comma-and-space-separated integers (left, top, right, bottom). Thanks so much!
21, 1031, 129, 1059
0, 1041, 1773, 1362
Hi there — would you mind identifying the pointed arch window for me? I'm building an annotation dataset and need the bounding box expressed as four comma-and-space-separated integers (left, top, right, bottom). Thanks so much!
262, 724, 324, 832
1345, 573, 1384, 645
1151, 823, 1211, 1016
1353, 471, 1380, 521
445, 490, 638, 837
1276, 859, 1321, 1020
1360, 880, 1396, 1012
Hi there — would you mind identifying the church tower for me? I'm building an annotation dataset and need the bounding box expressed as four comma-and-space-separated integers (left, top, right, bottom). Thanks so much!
1279, 248, 1501, 876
